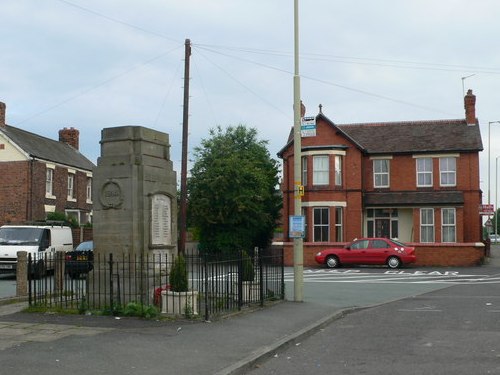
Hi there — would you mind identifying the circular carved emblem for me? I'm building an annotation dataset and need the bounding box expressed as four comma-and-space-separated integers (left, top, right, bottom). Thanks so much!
100, 181, 123, 209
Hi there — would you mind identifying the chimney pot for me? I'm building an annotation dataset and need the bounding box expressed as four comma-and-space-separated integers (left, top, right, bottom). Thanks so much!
0, 102, 6, 126
464, 89, 476, 125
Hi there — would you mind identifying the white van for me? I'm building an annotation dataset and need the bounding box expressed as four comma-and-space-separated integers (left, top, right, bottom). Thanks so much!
0, 225, 73, 278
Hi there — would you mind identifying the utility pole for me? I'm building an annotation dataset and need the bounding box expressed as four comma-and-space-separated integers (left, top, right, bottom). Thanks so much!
293, 0, 304, 302
179, 38, 191, 256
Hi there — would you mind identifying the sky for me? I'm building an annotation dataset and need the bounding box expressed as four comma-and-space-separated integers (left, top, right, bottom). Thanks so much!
2, 0, 500, 206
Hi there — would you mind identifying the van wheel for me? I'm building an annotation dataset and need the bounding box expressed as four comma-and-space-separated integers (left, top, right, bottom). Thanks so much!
33, 261, 46, 279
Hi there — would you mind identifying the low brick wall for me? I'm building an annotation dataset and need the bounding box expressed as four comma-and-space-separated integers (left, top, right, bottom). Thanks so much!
411, 243, 485, 267
273, 241, 486, 268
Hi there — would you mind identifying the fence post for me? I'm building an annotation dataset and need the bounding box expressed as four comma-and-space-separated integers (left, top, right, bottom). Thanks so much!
54, 251, 65, 293
16, 251, 28, 297
109, 253, 114, 314
237, 250, 243, 310
280, 246, 285, 299
204, 256, 209, 321
259, 248, 264, 307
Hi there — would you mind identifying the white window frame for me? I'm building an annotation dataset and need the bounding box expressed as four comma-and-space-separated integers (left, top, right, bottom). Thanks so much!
335, 207, 343, 242
420, 208, 435, 243
335, 155, 342, 186
440, 157, 456, 187
373, 159, 390, 188
46, 168, 54, 197
416, 158, 433, 187
442, 208, 456, 243
86, 177, 92, 203
301, 156, 307, 186
313, 207, 329, 242
67, 173, 76, 201
313, 155, 329, 186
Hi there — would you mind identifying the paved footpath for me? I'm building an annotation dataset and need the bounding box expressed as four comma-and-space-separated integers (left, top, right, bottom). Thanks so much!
0, 300, 343, 375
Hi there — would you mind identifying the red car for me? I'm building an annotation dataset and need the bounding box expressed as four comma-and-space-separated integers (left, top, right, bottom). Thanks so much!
315, 238, 416, 269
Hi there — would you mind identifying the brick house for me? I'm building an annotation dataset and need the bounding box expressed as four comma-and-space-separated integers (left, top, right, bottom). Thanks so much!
277, 90, 484, 267
0, 101, 95, 226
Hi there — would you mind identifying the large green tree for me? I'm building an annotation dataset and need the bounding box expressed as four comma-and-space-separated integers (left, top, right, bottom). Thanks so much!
188, 125, 282, 256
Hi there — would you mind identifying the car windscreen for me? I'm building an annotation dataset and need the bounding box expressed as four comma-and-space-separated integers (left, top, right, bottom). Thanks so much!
0, 228, 44, 246
75, 241, 93, 251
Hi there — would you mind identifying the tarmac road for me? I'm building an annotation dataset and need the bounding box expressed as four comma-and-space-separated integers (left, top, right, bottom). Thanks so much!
246, 279, 500, 375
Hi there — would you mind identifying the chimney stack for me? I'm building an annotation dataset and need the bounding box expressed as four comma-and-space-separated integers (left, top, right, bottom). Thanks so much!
59, 127, 80, 150
0, 102, 6, 127
464, 89, 476, 126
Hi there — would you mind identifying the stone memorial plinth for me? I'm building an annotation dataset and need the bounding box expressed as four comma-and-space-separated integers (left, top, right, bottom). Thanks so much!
91, 126, 177, 306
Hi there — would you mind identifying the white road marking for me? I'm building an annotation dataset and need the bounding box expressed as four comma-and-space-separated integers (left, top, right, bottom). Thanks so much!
284, 269, 499, 284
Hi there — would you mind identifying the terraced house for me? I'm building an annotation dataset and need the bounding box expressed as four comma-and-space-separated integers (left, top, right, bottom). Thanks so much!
0, 101, 95, 226
278, 90, 484, 266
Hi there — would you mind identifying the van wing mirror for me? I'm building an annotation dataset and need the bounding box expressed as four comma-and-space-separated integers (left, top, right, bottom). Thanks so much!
42, 239, 50, 250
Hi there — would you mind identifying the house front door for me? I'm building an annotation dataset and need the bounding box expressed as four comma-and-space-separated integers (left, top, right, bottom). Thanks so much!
375, 219, 390, 238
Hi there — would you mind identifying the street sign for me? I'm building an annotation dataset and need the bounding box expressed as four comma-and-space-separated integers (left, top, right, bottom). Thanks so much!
479, 204, 495, 215
289, 215, 305, 238
485, 218, 493, 228
301, 116, 316, 137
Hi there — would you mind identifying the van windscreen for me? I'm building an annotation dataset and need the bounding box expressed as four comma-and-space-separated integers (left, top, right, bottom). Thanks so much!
0, 228, 44, 246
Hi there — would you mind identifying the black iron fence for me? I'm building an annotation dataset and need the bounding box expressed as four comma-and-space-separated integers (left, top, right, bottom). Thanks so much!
26, 248, 284, 321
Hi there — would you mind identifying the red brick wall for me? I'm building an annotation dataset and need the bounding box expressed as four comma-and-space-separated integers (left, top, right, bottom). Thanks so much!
0, 161, 30, 223
0, 160, 92, 225
278, 117, 483, 264
278, 241, 485, 267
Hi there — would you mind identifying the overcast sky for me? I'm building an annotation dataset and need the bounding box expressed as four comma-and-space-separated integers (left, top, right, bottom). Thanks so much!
2, 0, 500, 205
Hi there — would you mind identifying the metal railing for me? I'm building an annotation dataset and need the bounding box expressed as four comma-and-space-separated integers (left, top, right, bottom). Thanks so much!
26, 248, 284, 321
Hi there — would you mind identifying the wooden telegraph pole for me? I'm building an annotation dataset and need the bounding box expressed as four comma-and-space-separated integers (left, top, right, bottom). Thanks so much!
179, 38, 191, 256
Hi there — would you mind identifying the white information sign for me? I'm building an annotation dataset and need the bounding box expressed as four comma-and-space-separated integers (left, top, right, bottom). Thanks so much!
289, 215, 305, 238
301, 116, 316, 137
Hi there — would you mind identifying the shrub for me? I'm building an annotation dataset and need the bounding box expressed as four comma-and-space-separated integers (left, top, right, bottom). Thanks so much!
169, 255, 188, 292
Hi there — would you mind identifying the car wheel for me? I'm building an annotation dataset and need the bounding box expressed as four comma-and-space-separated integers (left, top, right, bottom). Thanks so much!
387, 256, 401, 269
326, 255, 340, 268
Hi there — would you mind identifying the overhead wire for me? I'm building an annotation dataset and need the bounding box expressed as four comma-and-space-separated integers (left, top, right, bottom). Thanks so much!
196, 43, 500, 75
44, 2, 493, 123
153, 58, 183, 128
57, 0, 181, 43
15, 46, 182, 125
194, 44, 457, 117
192, 45, 292, 120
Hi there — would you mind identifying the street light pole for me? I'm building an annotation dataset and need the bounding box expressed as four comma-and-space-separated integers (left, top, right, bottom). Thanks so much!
488, 121, 500, 205
496, 156, 500, 242
292, 0, 304, 302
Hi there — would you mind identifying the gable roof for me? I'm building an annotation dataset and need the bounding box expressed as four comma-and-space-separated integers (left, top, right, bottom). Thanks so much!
1, 125, 95, 171
278, 113, 483, 157
338, 118, 483, 155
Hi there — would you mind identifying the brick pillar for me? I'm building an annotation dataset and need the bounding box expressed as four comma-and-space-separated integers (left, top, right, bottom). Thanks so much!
16, 251, 28, 297
54, 251, 65, 292
0, 101, 6, 126
464, 89, 476, 126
